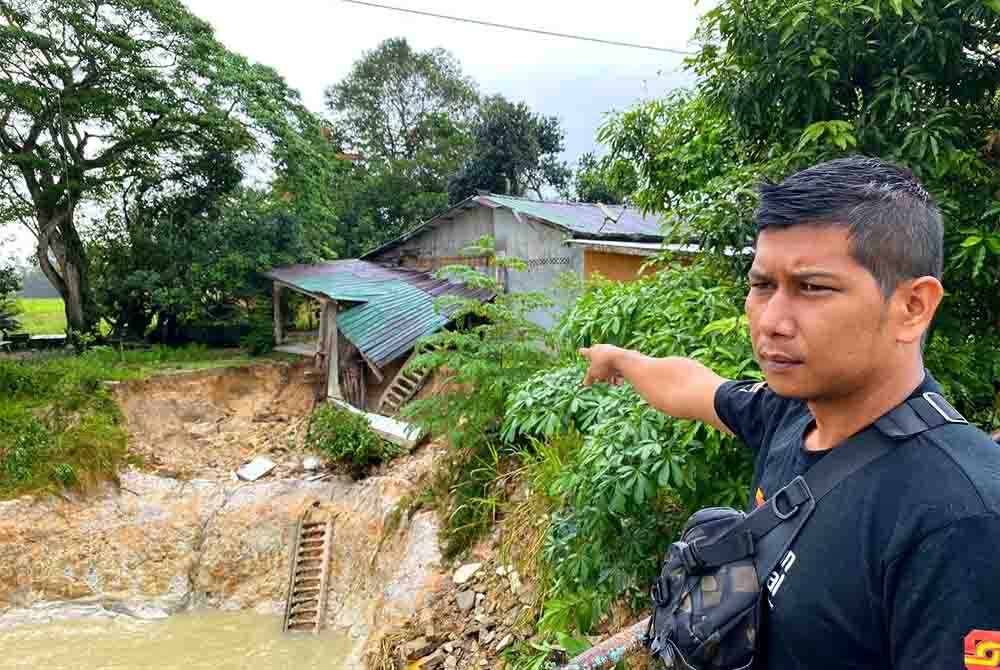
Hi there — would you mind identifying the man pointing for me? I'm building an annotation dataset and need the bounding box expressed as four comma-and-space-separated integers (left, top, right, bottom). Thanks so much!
581, 157, 1000, 669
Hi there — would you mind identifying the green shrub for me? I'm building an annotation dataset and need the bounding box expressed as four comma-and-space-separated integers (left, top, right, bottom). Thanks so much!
401, 237, 554, 556
306, 404, 400, 478
0, 406, 53, 492
505, 264, 757, 614
240, 309, 275, 356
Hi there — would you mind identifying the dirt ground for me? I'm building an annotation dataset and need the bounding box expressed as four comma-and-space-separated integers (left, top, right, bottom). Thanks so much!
113, 362, 322, 480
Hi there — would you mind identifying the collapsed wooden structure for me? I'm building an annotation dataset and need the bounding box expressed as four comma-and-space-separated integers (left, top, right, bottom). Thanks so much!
266, 259, 492, 420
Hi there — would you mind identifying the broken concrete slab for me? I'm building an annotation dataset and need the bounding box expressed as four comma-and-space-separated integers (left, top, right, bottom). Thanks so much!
329, 399, 425, 450
235, 456, 276, 482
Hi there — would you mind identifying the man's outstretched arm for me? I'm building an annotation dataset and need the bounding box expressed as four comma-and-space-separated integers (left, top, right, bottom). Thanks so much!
580, 344, 732, 434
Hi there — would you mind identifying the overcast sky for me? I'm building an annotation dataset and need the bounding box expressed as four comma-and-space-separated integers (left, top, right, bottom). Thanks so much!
2, 0, 706, 264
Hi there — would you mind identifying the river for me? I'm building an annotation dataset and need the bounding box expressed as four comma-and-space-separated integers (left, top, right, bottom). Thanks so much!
0, 610, 352, 669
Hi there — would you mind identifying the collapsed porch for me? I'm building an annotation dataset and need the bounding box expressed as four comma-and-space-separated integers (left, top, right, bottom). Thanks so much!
265, 259, 493, 416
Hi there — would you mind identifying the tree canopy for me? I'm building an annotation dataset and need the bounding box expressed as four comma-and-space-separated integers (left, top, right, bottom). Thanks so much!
448, 95, 570, 202
324, 37, 478, 164
0, 0, 319, 335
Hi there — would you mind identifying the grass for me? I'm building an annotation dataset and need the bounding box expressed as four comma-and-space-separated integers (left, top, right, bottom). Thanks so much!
14, 297, 66, 334
0, 344, 300, 500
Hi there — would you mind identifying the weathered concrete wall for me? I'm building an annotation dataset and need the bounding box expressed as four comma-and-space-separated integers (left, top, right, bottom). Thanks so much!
374, 207, 494, 268
371, 204, 586, 330
494, 208, 583, 330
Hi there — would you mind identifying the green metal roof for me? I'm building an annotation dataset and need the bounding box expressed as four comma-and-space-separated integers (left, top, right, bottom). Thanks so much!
265, 260, 493, 368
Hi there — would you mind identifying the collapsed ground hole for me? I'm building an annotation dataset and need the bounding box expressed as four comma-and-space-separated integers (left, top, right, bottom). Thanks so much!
113, 362, 321, 480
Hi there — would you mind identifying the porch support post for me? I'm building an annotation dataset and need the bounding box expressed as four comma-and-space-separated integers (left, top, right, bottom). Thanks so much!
272, 282, 284, 346
325, 300, 342, 400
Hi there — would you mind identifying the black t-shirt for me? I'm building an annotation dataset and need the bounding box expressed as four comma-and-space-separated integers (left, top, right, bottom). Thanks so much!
714, 373, 1000, 670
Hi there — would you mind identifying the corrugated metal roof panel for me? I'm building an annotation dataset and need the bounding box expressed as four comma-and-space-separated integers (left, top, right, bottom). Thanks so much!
481, 194, 665, 238
264, 260, 492, 369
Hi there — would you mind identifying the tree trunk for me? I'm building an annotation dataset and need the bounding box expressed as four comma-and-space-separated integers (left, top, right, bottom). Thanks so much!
36, 209, 100, 336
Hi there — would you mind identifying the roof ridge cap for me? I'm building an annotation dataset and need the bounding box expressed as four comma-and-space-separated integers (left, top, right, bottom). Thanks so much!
486, 193, 639, 210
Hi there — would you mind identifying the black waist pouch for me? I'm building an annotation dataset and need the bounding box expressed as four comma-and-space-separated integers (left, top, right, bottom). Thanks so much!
646, 507, 759, 669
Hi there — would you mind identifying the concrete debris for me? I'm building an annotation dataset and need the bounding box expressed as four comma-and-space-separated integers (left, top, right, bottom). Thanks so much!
455, 590, 476, 612
452, 563, 482, 585
235, 456, 276, 482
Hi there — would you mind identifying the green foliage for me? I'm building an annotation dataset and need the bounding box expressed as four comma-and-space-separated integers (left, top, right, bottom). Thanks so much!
505, 265, 757, 614
602, 0, 1000, 341
402, 237, 554, 557
0, 263, 21, 335
324, 37, 476, 246
0, 0, 323, 334
570, 152, 637, 205
449, 95, 571, 202
306, 404, 401, 479
239, 301, 276, 356
90, 188, 312, 342
325, 37, 477, 165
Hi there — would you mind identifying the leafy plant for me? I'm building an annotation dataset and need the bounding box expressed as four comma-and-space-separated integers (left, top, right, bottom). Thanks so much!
306, 404, 400, 479
0, 264, 21, 336
506, 265, 757, 614
401, 236, 554, 557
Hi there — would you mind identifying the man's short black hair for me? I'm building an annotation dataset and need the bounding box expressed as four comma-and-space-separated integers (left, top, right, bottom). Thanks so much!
755, 156, 943, 298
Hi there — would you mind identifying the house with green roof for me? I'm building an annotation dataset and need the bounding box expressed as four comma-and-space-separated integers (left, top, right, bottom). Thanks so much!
364, 193, 672, 329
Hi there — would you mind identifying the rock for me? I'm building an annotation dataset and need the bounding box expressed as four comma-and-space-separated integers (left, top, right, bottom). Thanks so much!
495, 565, 507, 576
475, 593, 486, 608
508, 571, 522, 595
443, 642, 455, 653
444, 654, 458, 669
495, 633, 513, 652
456, 590, 476, 612
403, 637, 435, 660
453, 562, 482, 585
479, 627, 495, 645
417, 649, 445, 669
302, 456, 321, 471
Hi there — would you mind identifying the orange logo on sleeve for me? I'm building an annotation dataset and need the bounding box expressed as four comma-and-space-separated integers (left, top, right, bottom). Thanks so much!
755, 488, 766, 509
965, 629, 1000, 668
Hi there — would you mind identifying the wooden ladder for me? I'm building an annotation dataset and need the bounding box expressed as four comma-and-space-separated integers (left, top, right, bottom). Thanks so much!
377, 351, 432, 416
282, 504, 334, 634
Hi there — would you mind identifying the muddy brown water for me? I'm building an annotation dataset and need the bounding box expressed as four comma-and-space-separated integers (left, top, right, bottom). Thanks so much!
0, 610, 352, 669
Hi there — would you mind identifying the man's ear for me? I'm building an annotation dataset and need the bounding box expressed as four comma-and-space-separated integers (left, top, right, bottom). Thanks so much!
894, 276, 944, 344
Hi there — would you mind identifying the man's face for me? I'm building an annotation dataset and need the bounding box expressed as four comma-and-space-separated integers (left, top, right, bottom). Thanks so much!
745, 225, 895, 400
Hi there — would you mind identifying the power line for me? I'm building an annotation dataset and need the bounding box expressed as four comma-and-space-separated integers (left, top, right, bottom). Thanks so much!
342, 0, 695, 55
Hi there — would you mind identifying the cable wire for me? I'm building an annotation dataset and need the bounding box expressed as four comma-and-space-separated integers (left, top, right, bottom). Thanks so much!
342, 0, 695, 55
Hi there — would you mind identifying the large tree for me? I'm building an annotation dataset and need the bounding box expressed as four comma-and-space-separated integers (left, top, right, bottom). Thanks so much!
0, 0, 313, 335
448, 95, 571, 202
325, 38, 478, 241
324, 37, 478, 164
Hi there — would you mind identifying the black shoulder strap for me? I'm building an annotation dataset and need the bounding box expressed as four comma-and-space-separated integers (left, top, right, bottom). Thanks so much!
688, 392, 966, 573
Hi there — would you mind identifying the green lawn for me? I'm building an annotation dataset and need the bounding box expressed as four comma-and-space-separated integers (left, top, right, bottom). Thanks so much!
15, 298, 67, 334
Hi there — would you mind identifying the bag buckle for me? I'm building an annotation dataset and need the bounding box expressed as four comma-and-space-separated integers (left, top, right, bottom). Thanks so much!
771, 476, 808, 520
651, 577, 669, 606
679, 540, 704, 573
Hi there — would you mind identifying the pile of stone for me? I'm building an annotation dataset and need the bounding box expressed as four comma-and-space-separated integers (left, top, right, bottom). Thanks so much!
391, 557, 539, 669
